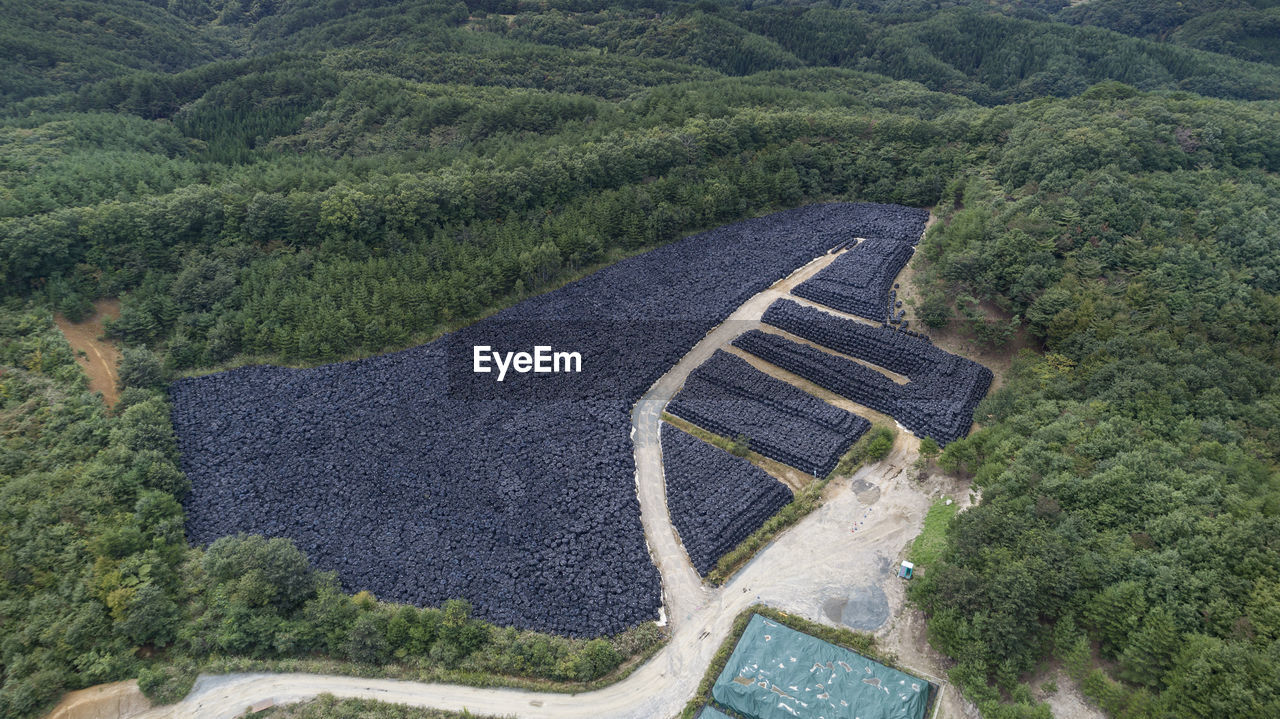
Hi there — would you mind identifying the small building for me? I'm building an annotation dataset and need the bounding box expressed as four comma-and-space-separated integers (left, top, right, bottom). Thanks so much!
898, 560, 914, 579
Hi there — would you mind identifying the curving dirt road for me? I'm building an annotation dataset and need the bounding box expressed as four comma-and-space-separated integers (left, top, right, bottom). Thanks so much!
51, 243, 973, 719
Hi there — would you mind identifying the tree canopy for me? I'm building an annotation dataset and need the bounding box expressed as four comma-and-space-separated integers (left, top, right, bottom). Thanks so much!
2, 0, 1280, 717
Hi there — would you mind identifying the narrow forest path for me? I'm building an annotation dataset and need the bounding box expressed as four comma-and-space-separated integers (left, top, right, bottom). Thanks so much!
53, 299, 122, 407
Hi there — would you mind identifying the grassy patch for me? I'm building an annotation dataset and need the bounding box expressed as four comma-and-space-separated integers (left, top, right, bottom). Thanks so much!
142, 623, 667, 706
661, 413, 792, 476
256, 694, 512, 717
192, 623, 667, 697
859, 425, 896, 463
908, 498, 959, 569
136, 660, 198, 705
833, 424, 895, 476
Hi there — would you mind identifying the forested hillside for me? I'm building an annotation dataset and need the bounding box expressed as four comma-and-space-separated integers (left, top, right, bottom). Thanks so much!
1, 1, 1279, 718
910, 85, 1280, 717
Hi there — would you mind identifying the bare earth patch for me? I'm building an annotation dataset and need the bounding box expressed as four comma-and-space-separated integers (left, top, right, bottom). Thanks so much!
45, 681, 150, 719
1028, 662, 1106, 719
54, 298, 122, 407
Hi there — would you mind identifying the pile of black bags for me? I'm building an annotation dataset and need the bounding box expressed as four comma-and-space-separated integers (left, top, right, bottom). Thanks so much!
666, 350, 870, 477
793, 237, 916, 322
755, 300, 992, 446
171, 203, 924, 636
661, 427, 793, 576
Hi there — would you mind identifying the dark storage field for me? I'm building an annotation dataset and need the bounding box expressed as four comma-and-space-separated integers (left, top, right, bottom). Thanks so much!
665, 350, 871, 477
660, 426, 793, 575
756, 300, 992, 445
791, 237, 916, 322
732, 329, 901, 416
830, 204, 928, 245
171, 203, 923, 637
764, 299, 933, 375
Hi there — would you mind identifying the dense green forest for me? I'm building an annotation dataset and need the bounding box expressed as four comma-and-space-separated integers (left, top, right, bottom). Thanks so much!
2, 1, 1279, 717
908, 87, 1280, 717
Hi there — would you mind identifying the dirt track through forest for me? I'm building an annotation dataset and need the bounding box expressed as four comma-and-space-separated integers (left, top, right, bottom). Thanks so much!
49, 223, 985, 719
53, 299, 122, 407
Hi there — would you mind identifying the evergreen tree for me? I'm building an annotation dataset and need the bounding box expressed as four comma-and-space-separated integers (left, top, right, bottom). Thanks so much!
1086, 581, 1148, 658
1118, 606, 1182, 688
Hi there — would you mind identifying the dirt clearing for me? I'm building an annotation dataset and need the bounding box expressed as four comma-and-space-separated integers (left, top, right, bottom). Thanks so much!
54, 299, 122, 407
1027, 662, 1106, 719
46, 681, 150, 719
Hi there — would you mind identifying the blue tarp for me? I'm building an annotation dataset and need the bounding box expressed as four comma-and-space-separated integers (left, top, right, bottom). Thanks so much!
712, 614, 929, 719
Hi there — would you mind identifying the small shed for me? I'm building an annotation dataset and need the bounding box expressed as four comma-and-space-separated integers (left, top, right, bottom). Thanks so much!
898, 560, 915, 579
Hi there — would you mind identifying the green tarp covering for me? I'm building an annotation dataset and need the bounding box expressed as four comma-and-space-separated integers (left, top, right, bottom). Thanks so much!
698, 707, 738, 719
712, 614, 929, 719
